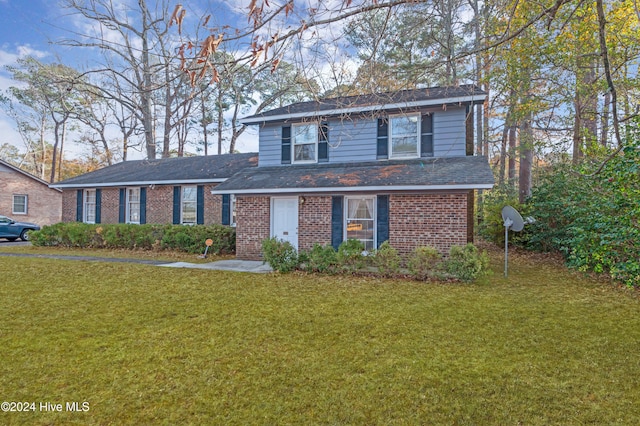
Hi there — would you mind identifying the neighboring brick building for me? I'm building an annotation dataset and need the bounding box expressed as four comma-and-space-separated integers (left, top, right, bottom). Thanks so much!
0, 159, 62, 226
52, 154, 257, 227
212, 86, 495, 260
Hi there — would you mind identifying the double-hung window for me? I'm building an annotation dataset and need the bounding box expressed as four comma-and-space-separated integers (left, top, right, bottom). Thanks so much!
127, 188, 141, 224
12, 195, 27, 215
345, 196, 376, 252
389, 114, 420, 158
181, 185, 197, 224
84, 190, 96, 224
292, 123, 318, 163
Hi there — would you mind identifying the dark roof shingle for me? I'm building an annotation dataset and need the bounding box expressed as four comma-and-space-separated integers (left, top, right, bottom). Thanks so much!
242, 85, 486, 124
53, 153, 258, 188
212, 156, 494, 194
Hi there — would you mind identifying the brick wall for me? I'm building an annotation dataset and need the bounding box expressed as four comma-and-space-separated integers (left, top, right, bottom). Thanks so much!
0, 167, 62, 225
62, 184, 224, 225
389, 193, 469, 257
235, 196, 270, 260
145, 186, 173, 224
298, 195, 332, 251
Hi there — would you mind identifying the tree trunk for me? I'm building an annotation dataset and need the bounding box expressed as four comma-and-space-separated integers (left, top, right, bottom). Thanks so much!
519, 111, 534, 203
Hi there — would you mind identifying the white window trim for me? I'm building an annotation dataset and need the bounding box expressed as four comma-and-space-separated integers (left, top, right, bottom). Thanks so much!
291, 122, 318, 164
389, 113, 421, 159
12, 194, 27, 215
181, 185, 197, 225
126, 187, 141, 224
230, 194, 237, 227
84, 189, 96, 224
343, 195, 377, 252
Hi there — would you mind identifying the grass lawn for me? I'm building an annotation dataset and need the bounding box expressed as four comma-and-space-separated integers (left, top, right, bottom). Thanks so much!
1, 246, 639, 425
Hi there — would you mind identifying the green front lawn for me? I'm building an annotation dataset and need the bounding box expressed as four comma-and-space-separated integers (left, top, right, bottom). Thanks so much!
1, 248, 639, 425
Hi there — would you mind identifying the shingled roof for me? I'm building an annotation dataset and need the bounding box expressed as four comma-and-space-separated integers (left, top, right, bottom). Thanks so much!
52, 153, 258, 188
211, 156, 494, 194
241, 85, 486, 124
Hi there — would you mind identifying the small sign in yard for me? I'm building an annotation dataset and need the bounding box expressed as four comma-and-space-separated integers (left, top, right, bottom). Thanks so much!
200, 238, 214, 259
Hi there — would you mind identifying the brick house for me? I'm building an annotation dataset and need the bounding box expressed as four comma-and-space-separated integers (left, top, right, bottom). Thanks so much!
0, 159, 62, 225
51, 154, 257, 226
212, 85, 495, 260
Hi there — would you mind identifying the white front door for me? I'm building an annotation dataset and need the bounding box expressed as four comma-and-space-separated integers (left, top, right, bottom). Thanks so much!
271, 197, 299, 249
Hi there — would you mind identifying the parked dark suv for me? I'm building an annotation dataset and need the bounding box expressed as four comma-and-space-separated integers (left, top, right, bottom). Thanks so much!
0, 215, 40, 241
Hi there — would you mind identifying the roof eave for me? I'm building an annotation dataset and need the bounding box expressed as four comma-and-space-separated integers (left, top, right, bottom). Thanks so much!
211, 183, 494, 195
52, 178, 227, 189
240, 94, 486, 125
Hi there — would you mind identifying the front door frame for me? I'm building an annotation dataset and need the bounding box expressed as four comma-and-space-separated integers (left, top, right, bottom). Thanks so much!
270, 196, 299, 249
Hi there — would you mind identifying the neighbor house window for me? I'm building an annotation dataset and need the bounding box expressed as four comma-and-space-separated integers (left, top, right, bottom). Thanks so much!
84, 190, 96, 224
389, 114, 420, 158
345, 196, 376, 252
127, 188, 141, 224
12, 195, 27, 215
181, 185, 197, 224
292, 123, 318, 163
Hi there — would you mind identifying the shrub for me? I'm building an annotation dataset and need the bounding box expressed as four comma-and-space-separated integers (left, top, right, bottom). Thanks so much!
373, 241, 401, 277
407, 246, 443, 281
336, 239, 366, 273
478, 184, 528, 246
31, 223, 235, 254
303, 243, 338, 274
261, 237, 299, 273
444, 243, 490, 282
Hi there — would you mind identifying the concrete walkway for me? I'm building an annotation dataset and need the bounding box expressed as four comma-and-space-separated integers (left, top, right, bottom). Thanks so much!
0, 252, 273, 273
159, 259, 273, 273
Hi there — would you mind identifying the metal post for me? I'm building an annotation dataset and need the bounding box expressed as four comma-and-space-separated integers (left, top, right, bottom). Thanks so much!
504, 224, 508, 277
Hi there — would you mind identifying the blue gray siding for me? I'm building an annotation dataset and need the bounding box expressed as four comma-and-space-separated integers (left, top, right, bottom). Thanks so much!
257, 107, 468, 166
433, 107, 467, 157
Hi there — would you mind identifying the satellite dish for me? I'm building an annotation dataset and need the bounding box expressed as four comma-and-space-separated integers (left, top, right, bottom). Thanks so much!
502, 205, 525, 232
501, 205, 525, 277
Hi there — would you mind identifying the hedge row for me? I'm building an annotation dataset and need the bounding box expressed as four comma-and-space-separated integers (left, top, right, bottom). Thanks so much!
262, 237, 490, 282
30, 222, 235, 255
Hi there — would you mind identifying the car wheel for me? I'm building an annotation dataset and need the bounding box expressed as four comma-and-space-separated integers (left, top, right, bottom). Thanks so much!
20, 230, 31, 241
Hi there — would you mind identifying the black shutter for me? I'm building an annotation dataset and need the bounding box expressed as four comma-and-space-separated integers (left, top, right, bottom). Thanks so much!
331, 196, 344, 250
377, 118, 388, 159
421, 114, 434, 157
281, 125, 291, 164
376, 195, 389, 248
76, 190, 83, 222
172, 186, 181, 224
221, 194, 231, 225
196, 185, 205, 225
318, 122, 329, 162
95, 189, 102, 224
140, 187, 147, 224
118, 189, 126, 223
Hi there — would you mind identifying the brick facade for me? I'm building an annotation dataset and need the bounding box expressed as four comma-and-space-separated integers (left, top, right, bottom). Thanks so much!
61, 184, 225, 225
235, 196, 270, 260
0, 164, 62, 225
389, 193, 469, 257
298, 195, 333, 251
234, 192, 472, 261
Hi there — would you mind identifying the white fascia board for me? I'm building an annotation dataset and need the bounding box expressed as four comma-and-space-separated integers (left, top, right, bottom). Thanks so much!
211, 183, 494, 195
240, 95, 484, 125
52, 178, 226, 189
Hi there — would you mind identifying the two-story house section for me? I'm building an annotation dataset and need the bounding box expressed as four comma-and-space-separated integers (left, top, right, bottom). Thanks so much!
213, 85, 495, 260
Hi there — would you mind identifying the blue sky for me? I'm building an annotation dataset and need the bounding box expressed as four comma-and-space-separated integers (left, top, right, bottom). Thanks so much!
0, 0, 263, 160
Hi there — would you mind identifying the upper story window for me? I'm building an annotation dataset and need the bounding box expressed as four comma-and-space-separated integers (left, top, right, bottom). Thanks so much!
181, 185, 197, 225
12, 195, 27, 215
84, 189, 96, 224
389, 114, 420, 159
292, 123, 318, 163
378, 113, 433, 159
127, 188, 141, 224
